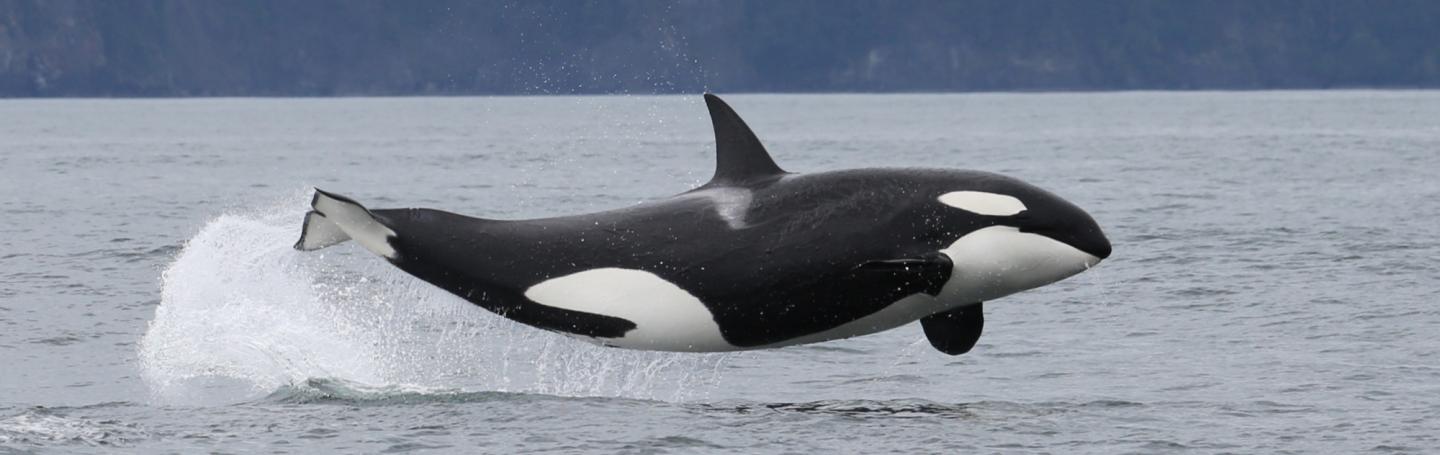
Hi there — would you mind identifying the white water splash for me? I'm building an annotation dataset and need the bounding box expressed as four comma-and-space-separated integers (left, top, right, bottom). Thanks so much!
138, 190, 731, 405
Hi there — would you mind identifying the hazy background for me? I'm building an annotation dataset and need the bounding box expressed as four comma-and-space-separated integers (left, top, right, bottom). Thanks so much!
3, 0, 1440, 97
5, 1, 1440, 452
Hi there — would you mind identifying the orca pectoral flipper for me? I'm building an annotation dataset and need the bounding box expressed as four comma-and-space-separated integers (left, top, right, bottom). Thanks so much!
921, 303, 984, 355
853, 251, 954, 296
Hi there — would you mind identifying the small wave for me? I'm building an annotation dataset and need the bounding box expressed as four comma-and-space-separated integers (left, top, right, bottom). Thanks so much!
699, 398, 976, 418
0, 409, 147, 447
835, 374, 928, 385
799, 344, 869, 355
260, 378, 521, 406
1070, 399, 1146, 408
64, 244, 181, 264
27, 335, 86, 346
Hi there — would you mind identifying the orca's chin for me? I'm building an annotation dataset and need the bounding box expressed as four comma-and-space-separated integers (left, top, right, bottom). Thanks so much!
1077, 235, 1110, 266
1076, 231, 1112, 261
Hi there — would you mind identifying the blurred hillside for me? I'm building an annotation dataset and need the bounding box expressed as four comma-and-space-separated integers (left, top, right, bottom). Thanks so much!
2, 0, 1439, 96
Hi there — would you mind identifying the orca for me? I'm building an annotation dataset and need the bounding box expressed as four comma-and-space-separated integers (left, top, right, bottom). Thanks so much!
294, 94, 1111, 355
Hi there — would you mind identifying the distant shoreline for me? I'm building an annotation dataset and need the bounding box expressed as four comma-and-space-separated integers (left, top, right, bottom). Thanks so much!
5, 87, 1440, 101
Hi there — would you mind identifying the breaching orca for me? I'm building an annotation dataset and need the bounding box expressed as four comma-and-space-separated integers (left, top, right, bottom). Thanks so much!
295, 94, 1110, 355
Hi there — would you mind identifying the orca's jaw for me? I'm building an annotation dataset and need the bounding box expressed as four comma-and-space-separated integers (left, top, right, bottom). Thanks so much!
937, 226, 1103, 304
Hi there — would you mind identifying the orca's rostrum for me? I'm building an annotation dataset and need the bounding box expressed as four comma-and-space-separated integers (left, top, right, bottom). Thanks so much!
295, 94, 1111, 355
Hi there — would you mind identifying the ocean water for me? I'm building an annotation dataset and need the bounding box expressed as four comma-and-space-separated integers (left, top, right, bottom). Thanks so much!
1, 92, 1438, 453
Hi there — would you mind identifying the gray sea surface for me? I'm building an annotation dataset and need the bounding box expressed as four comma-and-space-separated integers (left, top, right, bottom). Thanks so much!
1, 92, 1438, 453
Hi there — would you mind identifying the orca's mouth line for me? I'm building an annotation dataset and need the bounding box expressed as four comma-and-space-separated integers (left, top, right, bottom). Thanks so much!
1022, 226, 1112, 260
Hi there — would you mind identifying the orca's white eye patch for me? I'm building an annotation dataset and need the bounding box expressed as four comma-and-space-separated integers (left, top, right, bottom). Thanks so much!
938, 191, 1027, 216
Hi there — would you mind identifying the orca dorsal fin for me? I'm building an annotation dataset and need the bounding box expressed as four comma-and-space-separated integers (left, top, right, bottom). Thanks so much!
704, 93, 787, 186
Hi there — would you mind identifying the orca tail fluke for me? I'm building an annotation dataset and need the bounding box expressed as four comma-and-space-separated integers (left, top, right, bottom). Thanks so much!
293, 189, 399, 259
294, 210, 350, 251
